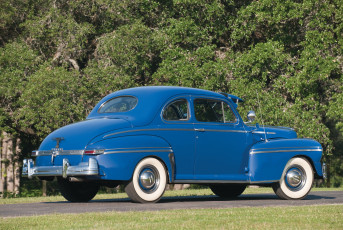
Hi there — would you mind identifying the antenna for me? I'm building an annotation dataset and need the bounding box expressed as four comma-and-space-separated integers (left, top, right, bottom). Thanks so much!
256, 90, 268, 142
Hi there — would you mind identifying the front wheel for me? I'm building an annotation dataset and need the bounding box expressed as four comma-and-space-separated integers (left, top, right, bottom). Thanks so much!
125, 158, 167, 203
57, 177, 99, 202
209, 184, 246, 199
272, 157, 314, 200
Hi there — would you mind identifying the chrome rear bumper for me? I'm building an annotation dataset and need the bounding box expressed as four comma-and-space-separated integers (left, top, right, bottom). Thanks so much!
22, 158, 99, 179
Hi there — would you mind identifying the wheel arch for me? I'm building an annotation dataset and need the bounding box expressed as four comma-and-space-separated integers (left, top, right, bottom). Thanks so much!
249, 138, 323, 183
289, 154, 322, 179
129, 154, 173, 183
88, 134, 174, 182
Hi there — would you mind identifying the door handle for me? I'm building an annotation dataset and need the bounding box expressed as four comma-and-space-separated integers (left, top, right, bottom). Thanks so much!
195, 128, 205, 132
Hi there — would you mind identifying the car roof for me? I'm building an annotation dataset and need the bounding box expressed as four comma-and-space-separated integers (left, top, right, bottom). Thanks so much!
111, 86, 226, 99
87, 86, 239, 126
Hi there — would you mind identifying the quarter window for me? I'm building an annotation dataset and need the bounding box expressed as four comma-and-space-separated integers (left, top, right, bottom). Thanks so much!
194, 99, 236, 123
98, 96, 137, 113
163, 99, 189, 121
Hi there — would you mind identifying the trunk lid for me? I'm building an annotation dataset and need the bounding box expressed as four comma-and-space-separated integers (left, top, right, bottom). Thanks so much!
39, 118, 131, 150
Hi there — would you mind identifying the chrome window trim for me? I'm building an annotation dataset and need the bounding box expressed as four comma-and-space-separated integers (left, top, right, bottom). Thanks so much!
161, 97, 191, 123
97, 95, 138, 114
192, 96, 239, 125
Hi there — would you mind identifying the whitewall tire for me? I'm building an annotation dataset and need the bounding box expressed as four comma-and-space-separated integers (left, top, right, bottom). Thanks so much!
273, 157, 314, 200
125, 157, 167, 203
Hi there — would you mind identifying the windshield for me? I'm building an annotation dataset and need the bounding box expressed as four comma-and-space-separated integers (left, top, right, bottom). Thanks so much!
98, 96, 138, 113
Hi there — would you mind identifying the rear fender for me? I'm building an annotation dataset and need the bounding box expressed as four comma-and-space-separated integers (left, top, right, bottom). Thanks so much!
248, 138, 323, 183
85, 135, 174, 182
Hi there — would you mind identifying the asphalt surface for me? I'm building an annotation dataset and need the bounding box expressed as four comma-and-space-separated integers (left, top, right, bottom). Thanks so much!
1, 191, 342, 218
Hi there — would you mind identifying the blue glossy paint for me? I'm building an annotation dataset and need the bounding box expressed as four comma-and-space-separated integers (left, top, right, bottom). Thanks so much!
249, 139, 323, 182
33, 86, 324, 184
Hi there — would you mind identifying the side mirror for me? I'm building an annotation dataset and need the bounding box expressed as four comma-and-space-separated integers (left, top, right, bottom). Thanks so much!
247, 110, 256, 123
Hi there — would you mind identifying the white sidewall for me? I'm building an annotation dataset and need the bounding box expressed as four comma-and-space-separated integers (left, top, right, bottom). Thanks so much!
280, 158, 314, 199
132, 158, 167, 202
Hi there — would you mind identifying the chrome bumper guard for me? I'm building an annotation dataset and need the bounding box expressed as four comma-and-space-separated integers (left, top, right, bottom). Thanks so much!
322, 162, 327, 180
22, 158, 99, 179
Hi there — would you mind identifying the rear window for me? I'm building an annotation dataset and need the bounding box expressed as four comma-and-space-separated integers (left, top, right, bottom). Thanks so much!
98, 96, 138, 113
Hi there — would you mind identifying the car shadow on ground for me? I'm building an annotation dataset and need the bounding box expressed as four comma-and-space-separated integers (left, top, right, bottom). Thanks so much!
44, 192, 335, 204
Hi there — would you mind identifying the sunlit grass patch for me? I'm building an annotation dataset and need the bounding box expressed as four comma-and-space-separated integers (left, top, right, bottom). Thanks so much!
1, 205, 342, 229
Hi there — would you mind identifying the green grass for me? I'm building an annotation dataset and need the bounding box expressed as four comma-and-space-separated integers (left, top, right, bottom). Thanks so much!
1, 205, 342, 229
0, 187, 341, 205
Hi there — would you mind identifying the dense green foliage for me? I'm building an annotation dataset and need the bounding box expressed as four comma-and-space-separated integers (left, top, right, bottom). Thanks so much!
0, 0, 342, 189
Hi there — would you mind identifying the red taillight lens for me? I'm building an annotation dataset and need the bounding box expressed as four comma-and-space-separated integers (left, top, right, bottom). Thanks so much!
31, 151, 38, 157
84, 150, 104, 155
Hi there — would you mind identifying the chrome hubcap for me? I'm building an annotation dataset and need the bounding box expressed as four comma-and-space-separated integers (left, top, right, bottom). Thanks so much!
138, 166, 160, 193
285, 166, 306, 191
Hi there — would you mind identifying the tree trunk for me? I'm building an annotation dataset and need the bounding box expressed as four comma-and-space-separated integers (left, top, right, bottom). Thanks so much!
14, 138, 21, 195
42, 180, 47, 197
5, 135, 14, 193
0, 135, 2, 197
1, 131, 9, 197
0, 132, 22, 197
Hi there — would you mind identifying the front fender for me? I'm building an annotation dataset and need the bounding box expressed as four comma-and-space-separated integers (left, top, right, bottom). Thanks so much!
86, 135, 174, 182
248, 138, 323, 183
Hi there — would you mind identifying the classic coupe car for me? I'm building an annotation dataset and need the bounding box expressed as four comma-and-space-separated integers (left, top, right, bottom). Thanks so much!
23, 86, 325, 203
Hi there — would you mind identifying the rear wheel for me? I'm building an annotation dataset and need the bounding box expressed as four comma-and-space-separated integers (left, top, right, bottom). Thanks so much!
272, 157, 314, 200
209, 184, 246, 198
125, 158, 167, 203
57, 177, 99, 202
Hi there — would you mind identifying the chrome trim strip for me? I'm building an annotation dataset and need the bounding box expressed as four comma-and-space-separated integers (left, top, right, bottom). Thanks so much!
173, 180, 248, 184
35, 147, 173, 156
198, 129, 248, 133
103, 128, 195, 138
106, 147, 171, 151
250, 149, 323, 154
251, 146, 322, 150
252, 131, 276, 134
104, 149, 173, 154
35, 150, 84, 156
249, 180, 279, 184
104, 128, 247, 138
173, 179, 278, 184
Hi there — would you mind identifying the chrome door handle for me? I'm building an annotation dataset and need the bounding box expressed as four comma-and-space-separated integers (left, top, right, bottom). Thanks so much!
195, 128, 205, 132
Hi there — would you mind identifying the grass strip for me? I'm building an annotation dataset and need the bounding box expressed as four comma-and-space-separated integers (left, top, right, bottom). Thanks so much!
1, 204, 342, 229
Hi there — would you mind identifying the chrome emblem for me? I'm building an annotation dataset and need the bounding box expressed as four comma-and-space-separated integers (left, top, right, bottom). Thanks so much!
53, 137, 64, 148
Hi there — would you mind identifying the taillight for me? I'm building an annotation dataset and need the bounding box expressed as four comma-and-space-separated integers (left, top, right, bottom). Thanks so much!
31, 151, 38, 157
84, 149, 105, 155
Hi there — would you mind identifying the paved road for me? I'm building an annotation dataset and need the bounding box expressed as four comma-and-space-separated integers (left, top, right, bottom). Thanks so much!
1, 191, 342, 218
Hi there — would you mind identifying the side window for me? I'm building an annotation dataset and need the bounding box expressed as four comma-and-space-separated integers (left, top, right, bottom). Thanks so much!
163, 99, 189, 121
194, 99, 236, 123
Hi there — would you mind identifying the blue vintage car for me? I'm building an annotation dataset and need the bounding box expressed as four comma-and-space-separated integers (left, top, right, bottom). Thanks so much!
23, 86, 325, 203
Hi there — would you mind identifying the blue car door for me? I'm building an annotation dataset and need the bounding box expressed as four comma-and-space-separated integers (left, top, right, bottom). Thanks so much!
158, 96, 196, 180
192, 98, 249, 181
